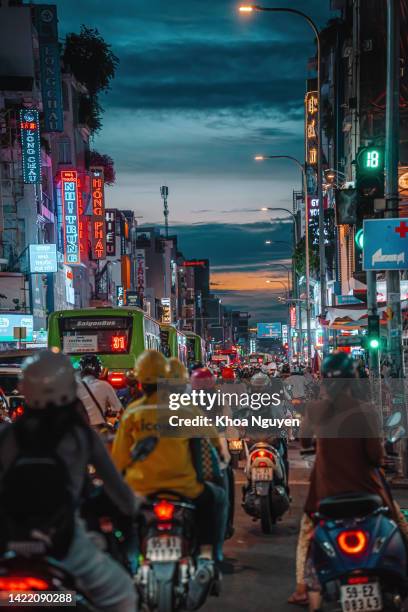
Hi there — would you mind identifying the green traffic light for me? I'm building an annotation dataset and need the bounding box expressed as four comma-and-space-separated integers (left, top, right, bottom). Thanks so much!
355, 229, 364, 249
369, 338, 380, 349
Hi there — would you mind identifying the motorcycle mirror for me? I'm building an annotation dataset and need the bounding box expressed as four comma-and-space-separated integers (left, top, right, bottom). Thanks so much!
388, 425, 406, 444
131, 436, 158, 462
385, 412, 402, 428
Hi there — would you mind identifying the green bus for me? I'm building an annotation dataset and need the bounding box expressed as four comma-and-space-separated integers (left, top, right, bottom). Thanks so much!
159, 324, 187, 365
48, 308, 161, 373
185, 331, 206, 365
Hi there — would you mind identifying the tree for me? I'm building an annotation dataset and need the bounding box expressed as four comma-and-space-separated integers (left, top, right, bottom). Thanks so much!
63, 26, 119, 96
90, 151, 116, 185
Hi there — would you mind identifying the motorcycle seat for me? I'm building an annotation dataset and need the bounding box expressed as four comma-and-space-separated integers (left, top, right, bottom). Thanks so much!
318, 492, 383, 519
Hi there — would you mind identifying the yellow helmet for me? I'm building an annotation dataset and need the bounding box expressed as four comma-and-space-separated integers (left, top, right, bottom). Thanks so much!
167, 357, 189, 382
135, 350, 168, 385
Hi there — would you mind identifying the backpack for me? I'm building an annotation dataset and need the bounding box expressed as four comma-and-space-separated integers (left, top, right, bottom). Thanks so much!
0, 413, 76, 559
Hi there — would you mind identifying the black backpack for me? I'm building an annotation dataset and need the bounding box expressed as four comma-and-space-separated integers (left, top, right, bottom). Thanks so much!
0, 411, 77, 559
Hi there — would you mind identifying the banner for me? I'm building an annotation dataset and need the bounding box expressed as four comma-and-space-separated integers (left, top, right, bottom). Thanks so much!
61, 170, 80, 265
20, 109, 41, 184
90, 167, 106, 260
33, 6, 63, 132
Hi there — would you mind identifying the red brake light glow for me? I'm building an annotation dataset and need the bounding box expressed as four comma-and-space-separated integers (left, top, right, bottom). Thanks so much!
0, 577, 49, 591
108, 372, 126, 388
337, 530, 368, 555
253, 449, 273, 460
154, 500, 175, 521
347, 576, 369, 585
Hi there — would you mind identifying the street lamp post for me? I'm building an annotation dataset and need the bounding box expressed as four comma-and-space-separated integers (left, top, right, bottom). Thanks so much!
241, 4, 326, 355
256, 155, 312, 363
266, 278, 293, 359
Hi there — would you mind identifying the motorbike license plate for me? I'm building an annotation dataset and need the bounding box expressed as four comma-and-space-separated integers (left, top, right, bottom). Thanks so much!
229, 440, 243, 451
252, 467, 273, 481
146, 536, 182, 562
340, 582, 382, 612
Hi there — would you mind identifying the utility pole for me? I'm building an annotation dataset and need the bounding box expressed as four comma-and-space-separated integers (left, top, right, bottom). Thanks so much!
160, 185, 169, 238
385, 0, 403, 378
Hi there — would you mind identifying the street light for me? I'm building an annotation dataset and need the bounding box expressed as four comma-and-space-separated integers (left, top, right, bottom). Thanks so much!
256, 154, 312, 364
264, 239, 291, 248
241, 4, 326, 356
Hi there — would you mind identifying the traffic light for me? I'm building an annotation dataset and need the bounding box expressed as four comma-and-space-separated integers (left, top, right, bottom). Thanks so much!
356, 146, 385, 199
367, 315, 380, 350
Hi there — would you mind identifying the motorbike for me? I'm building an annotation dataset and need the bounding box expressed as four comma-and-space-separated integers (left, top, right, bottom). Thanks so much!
133, 437, 222, 612
307, 421, 408, 612
242, 438, 290, 534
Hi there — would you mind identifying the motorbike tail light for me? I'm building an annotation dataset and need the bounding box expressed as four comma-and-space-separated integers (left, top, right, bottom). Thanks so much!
154, 500, 175, 521
257, 461, 268, 467
107, 371, 126, 389
12, 406, 24, 421
337, 530, 368, 555
347, 576, 369, 585
252, 449, 273, 461
0, 577, 49, 591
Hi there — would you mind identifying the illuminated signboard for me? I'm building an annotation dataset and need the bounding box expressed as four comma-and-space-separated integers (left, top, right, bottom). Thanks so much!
136, 249, 146, 297
307, 195, 328, 218
257, 322, 282, 339
33, 6, 64, 132
0, 314, 34, 343
90, 167, 106, 260
290, 306, 297, 328
183, 260, 207, 267
106, 209, 116, 256
61, 170, 80, 265
20, 109, 41, 184
282, 324, 288, 345
29, 243, 58, 273
116, 285, 125, 307
77, 173, 89, 258
305, 91, 318, 168
161, 297, 171, 324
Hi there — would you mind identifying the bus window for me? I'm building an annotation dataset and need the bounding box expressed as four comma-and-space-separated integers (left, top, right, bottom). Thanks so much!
59, 316, 132, 355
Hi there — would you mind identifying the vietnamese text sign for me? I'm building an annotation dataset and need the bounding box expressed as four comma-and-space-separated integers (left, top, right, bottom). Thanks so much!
63, 335, 98, 353
161, 297, 171, 324
363, 218, 408, 270
136, 249, 146, 297
0, 315, 33, 343
257, 322, 282, 339
29, 243, 57, 273
305, 91, 318, 168
33, 5, 63, 132
20, 109, 41, 184
90, 167, 106, 260
116, 285, 124, 307
61, 170, 80, 265
106, 209, 116, 256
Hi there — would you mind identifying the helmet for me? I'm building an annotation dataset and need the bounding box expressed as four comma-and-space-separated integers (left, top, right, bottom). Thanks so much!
191, 367, 216, 391
250, 372, 270, 389
167, 357, 189, 382
20, 349, 77, 409
135, 350, 167, 385
321, 352, 355, 379
79, 354, 102, 378
221, 366, 235, 381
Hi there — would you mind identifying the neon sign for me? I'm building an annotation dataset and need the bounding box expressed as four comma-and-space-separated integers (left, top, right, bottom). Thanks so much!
305, 91, 318, 168
20, 109, 41, 184
90, 167, 106, 260
61, 170, 80, 265
183, 260, 207, 267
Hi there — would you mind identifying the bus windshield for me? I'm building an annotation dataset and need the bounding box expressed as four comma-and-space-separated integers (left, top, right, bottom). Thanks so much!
60, 316, 132, 355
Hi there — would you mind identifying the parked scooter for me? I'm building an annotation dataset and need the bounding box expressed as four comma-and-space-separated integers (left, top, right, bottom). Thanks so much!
307, 422, 408, 612
242, 438, 290, 534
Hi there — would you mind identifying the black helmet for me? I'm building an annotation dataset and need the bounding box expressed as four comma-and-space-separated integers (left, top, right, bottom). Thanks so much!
321, 352, 355, 379
79, 354, 102, 378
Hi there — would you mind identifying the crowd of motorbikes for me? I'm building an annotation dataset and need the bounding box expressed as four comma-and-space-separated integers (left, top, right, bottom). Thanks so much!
1, 355, 408, 612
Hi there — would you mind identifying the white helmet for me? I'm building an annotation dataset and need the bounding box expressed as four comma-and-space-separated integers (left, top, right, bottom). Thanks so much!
20, 349, 77, 409
250, 372, 270, 389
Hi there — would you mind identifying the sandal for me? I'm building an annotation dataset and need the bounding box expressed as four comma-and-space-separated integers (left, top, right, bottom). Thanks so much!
287, 592, 309, 606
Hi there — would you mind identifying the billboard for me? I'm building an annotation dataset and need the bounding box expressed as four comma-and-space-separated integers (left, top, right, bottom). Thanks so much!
257, 322, 282, 339
0, 314, 34, 343
29, 243, 57, 273
90, 168, 106, 260
61, 170, 80, 265
33, 5, 64, 132
20, 109, 41, 184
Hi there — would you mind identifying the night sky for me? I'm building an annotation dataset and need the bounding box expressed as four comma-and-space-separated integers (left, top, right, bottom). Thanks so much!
47, 0, 334, 322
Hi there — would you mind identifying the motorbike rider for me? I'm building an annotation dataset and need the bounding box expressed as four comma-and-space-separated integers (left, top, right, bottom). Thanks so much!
112, 350, 223, 607
77, 354, 123, 427
117, 370, 143, 408
288, 352, 408, 608
0, 349, 139, 612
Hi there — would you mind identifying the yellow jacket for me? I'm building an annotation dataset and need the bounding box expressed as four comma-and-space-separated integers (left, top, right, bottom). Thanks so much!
112, 393, 206, 499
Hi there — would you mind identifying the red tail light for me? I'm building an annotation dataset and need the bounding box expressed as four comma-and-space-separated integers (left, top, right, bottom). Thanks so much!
12, 406, 24, 421
154, 500, 175, 521
337, 530, 368, 555
347, 576, 369, 585
252, 449, 273, 461
108, 372, 126, 389
257, 461, 268, 467
0, 577, 49, 591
